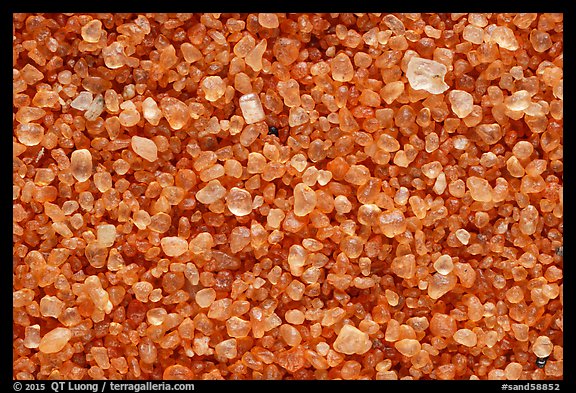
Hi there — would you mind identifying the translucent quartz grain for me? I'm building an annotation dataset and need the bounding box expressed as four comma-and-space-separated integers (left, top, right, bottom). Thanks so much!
505, 363, 523, 380
476, 123, 502, 145
81, 20, 102, 43
506, 287, 524, 304
333, 324, 372, 355
246, 39, 267, 72
24, 325, 41, 349
513, 140, 534, 159
421, 161, 442, 179
273, 37, 299, 66
378, 209, 406, 238
406, 57, 449, 94
16, 106, 45, 123
331, 53, 354, 82
381, 81, 404, 105
97, 224, 116, 247
132, 281, 152, 302
395, 339, 421, 357
194, 151, 217, 172
196, 288, 217, 308
226, 316, 251, 338
39, 295, 64, 318
247, 152, 266, 173
107, 249, 125, 271
519, 205, 539, 235
226, 187, 253, 216
453, 136, 469, 151
453, 329, 478, 347
146, 308, 167, 326
376, 134, 400, 153
511, 324, 529, 341
189, 233, 214, 254
84, 94, 105, 121
359, 89, 381, 107
455, 229, 471, 245
160, 97, 188, 130
163, 364, 194, 379
462, 25, 484, 44
434, 255, 454, 275
527, 159, 549, 177
466, 176, 493, 202
293, 183, 317, 216
287, 245, 306, 275
70, 149, 93, 182
286, 280, 305, 300
201, 76, 226, 102
285, 309, 305, 325
131, 136, 158, 162
480, 152, 498, 168
437, 364, 457, 379
196, 180, 226, 205
433, 173, 447, 195
20, 64, 44, 85
91, 347, 110, 369
317, 170, 332, 186
94, 172, 112, 193
341, 236, 363, 258
289, 107, 310, 127
160, 237, 188, 257
532, 336, 554, 358
513, 13, 537, 29
141, 97, 163, 126
385, 289, 399, 306
507, 156, 524, 177
159, 45, 177, 71
280, 324, 302, 346
430, 314, 456, 339
230, 227, 251, 253
344, 165, 370, 185
70, 91, 93, 110
215, 339, 237, 359
148, 212, 171, 233
383, 14, 405, 35
181, 43, 202, 63
258, 13, 279, 28
239, 93, 266, 124
505, 90, 532, 111
38, 327, 72, 354
530, 30, 553, 53
391, 254, 415, 279
234, 35, 256, 58
32, 91, 59, 108
448, 90, 474, 118
290, 154, 308, 172
278, 79, 301, 107
84, 276, 113, 313
491, 26, 519, 51
334, 195, 352, 214
12, 288, 34, 307
428, 273, 457, 299
119, 107, 140, 127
